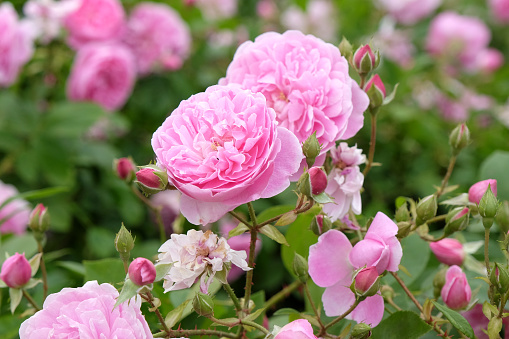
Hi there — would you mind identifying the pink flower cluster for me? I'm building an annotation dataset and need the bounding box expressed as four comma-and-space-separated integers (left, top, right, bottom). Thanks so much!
0, 180, 31, 235
308, 212, 402, 326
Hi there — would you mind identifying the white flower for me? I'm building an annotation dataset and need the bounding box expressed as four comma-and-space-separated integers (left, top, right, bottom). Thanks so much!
330, 143, 366, 168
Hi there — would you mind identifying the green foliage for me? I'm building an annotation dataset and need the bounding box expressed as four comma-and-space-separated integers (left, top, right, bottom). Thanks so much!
371, 311, 432, 339
431, 301, 475, 339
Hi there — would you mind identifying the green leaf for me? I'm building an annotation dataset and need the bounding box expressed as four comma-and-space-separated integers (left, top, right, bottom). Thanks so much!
480, 151, 509, 201
165, 299, 191, 328
57, 261, 86, 276
114, 279, 138, 309
431, 301, 475, 338
0, 235, 38, 266
228, 223, 249, 238
488, 317, 502, 339
45, 102, 106, 138
244, 308, 264, 322
0, 187, 69, 211
259, 225, 289, 246
83, 258, 126, 284
9, 288, 22, 314
312, 192, 334, 204
273, 308, 300, 316
154, 263, 172, 282
371, 311, 431, 339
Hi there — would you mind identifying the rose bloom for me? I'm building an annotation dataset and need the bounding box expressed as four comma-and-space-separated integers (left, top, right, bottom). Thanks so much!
489, 0, 509, 24
152, 85, 302, 225
220, 30, 369, 159
124, 2, 191, 75
63, 0, 125, 49
462, 304, 509, 339
376, 0, 441, 25
0, 180, 31, 235
275, 319, 318, 339
19, 281, 153, 338
157, 229, 251, 293
0, 3, 35, 87
67, 42, 136, 111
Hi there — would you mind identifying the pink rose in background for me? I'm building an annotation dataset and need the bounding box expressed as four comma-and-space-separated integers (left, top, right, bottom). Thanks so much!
489, 0, 509, 24
64, 0, 125, 49
151, 190, 181, 236
468, 179, 497, 204
220, 30, 369, 160
19, 281, 153, 338
441, 265, 471, 310
125, 2, 191, 75
0, 180, 31, 235
374, 17, 415, 69
474, 48, 504, 73
195, 0, 237, 21
462, 304, 509, 339
375, 0, 441, 25
67, 43, 136, 111
152, 85, 302, 225
0, 3, 35, 87
429, 238, 465, 266
275, 319, 318, 339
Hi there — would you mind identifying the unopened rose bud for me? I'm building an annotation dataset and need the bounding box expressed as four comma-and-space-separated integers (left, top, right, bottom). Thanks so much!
0, 253, 32, 288
297, 171, 312, 197
496, 201, 509, 234
114, 157, 137, 182
29, 203, 50, 234
395, 202, 410, 222
309, 214, 332, 236
444, 207, 469, 236
494, 263, 509, 294
365, 74, 386, 109
128, 257, 156, 286
308, 167, 328, 195
449, 124, 470, 155
479, 184, 499, 225
115, 224, 135, 262
353, 266, 379, 297
302, 132, 321, 168
339, 36, 353, 60
429, 238, 465, 266
135, 165, 169, 195
396, 221, 411, 239
441, 265, 471, 310
351, 323, 372, 339
293, 253, 309, 283
380, 285, 394, 301
353, 44, 378, 75
416, 195, 437, 225
468, 179, 497, 205
193, 292, 214, 317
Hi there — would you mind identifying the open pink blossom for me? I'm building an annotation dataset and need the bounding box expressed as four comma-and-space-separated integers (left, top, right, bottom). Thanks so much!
19, 281, 153, 338
0, 180, 31, 235
430, 238, 465, 266
0, 3, 35, 87
67, 42, 136, 111
124, 2, 191, 75
275, 319, 318, 339
468, 179, 497, 204
157, 229, 251, 293
220, 30, 369, 159
63, 0, 125, 49
441, 265, 471, 310
489, 0, 509, 24
152, 85, 302, 225
376, 0, 441, 25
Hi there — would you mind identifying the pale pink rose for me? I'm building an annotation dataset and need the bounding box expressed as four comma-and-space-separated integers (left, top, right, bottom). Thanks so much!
489, 0, 509, 24
429, 238, 465, 266
67, 43, 136, 111
426, 12, 492, 71
151, 85, 302, 225
19, 281, 153, 338
63, 0, 125, 49
157, 229, 251, 293
220, 30, 369, 158
195, 0, 237, 21
376, 0, 441, 24
275, 319, 318, 339
0, 3, 35, 87
124, 2, 191, 75
474, 48, 504, 73
0, 180, 31, 235
441, 265, 471, 310
469, 179, 497, 204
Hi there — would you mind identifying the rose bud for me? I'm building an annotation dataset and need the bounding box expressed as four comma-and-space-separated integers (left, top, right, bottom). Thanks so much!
468, 179, 497, 205
28, 203, 50, 233
444, 207, 469, 236
309, 214, 332, 236
449, 123, 470, 155
114, 157, 137, 182
429, 238, 465, 266
479, 184, 498, 220
416, 194, 438, 225
193, 292, 214, 317
128, 257, 156, 286
302, 132, 321, 168
353, 266, 380, 297
308, 167, 328, 195
496, 201, 509, 234
0, 253, 32, 288
353, 44, 378, 75
441, 265, 471, 310
365, 74, 386, 109
351, 323, 372, 339
135, 165, 169, 195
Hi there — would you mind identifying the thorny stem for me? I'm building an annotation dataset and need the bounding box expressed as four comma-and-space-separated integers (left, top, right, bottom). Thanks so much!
304, 283, 326, 332
224, 283, 242, 314
485, 228, 491, 277
37, 242, 48, 301
390, 272, 424, 313
240, 319, 269, 335
362, 110, 378, 177
22, 290, 41, 311
131, 186, 166, 243
243, 226, 258, 312
318, 300, 360, 336
257, 200, 315, 228
144, 292, 171, 335
436, 155, 457, 199
153, 329, 237, 338
261, 280, 303, 312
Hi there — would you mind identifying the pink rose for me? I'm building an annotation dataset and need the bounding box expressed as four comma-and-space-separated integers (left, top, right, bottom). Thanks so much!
124, 2, 191, 75
275, 319, 318, 339
429, 238, 465, 266
0, 3, 35, 87
0, 253, 32, 288
462, 304, 509, 339
468, 179, 497, 204
67, 43, 136, 111
220, 30, 368, 158
0, 180, 31, 235
441, 265, 471, 310
19, 281, 153, 338
376, 0, 441, 25
374, 18, 415, 69
151, 85, 302, 225
489, 0, 509, 24
64, 0, 125, 49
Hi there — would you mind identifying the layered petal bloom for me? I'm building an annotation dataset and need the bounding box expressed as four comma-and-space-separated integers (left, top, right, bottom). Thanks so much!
468, 179, 497, 204
124, 2, 191, 75
220, 30, 369, 158
63, 0, 126, 49
0, 3, 35, 87
376, 0, 441, 25
152, 85, 302, 225
157, 229, 251, 293
275, 319, 318, 339
441, 265, 471, 310
0, 180, 31, 235
429, 238, 465, 266
67, 42, 136, 111
19, 281, 153, 338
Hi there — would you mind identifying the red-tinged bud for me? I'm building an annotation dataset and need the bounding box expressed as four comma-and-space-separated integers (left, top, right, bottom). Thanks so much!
429, 238, 465, 266
353, 266, 380, 297
114, 157, 137, 182
29, 203, 50, 233
353, 44, 378, 75
444, 207, 469, 236
449, 124, 470, 155
0, 253, 32, 288
308, 167, 328, 195
135, 165, 168, 195
309, 214, 332, 236
128, 257, 156, 286
365, 74, 386, 109
468, 179, 497, 205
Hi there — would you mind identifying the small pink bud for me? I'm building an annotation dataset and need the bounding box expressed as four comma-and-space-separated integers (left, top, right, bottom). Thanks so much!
0, 253, 32, 288
29, 203, 50, 233
468, 179, 497, 204
308, 167, 328, 195
441, 265, 471, 310
365, 74, 386, 97
115, 157, 136, 181
429, 238, 465, 266
128, 257, 156, 286
135, 166, 168, 195
353, 45, 376, 74
354, 266, 379, 296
